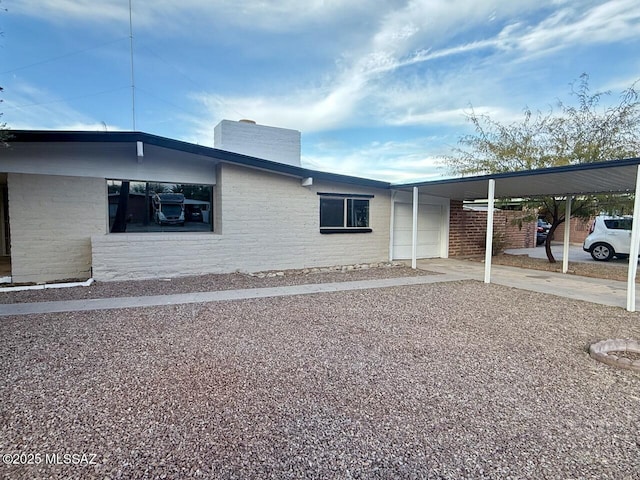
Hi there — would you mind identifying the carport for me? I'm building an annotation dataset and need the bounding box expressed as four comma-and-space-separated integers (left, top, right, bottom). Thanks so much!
394, 158, 640, 312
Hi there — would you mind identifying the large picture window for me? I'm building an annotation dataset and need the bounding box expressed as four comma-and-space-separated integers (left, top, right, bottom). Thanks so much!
319, 193, 372, 234
107, 180, 213, 233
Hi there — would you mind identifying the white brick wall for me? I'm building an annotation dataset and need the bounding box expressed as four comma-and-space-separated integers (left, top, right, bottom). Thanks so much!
8, 173, 107, 283
214, 120, 301, 167
91, 164, 391, 281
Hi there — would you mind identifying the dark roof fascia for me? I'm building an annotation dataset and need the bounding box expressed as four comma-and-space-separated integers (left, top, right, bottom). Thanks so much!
8, 130, 141, 144
303, 170, 390, 189
7, 130, 390, 190
392, 157, 640, 189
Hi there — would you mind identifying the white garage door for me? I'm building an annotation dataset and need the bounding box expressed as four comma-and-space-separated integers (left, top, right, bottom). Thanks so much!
393, 203, 442, 259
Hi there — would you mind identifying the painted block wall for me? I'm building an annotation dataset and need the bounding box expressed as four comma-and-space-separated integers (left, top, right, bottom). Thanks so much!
448, 201, 535, 256
214, 120, 301, 167
91, 163, 391, 281
8, 173, 107, 283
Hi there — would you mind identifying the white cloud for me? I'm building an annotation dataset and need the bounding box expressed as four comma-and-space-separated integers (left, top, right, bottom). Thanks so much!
302, 137, 450, 182
192, 78, 368, 134
497, 0, 640, 58
3, 82, 123, 131
11, 0, 396, 33
12, 0, 132, 24
189, 0, 640, 137
9, 0, 640, 177
601, 74, 640, 93
51, 122, 122, 131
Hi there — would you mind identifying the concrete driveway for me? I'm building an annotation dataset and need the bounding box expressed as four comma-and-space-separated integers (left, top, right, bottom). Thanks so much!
505, 242, 634, 266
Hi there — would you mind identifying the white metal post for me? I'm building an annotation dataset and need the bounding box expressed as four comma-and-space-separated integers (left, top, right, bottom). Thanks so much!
484, 179, 495, 284
389, 191, 396, 262
562, 196, 572, 274
412, 187, 418, 269
626, 166, 640, 312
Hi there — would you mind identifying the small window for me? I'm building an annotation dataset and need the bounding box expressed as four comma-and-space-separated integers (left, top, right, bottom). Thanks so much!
320, 198, 344, 227
319, 196, 371, 233
347, 199, 369, 227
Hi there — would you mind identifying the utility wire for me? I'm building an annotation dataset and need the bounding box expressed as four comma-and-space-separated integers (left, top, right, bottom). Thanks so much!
4, 86, 129, 110
129, 0, 136, 130
135, 87, 201, 118
139, 44, 247, 119
2, 10, 245, 131
0, 37, 129, 75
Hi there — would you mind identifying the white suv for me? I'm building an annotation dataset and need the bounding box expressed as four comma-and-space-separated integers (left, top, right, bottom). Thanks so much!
583, 216, 633, 261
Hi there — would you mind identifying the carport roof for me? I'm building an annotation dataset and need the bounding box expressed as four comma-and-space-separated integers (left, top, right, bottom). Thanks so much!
393, 157, 640, 200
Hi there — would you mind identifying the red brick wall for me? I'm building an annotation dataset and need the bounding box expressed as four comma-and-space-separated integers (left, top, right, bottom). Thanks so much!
552, 216, 592, 244
449, 201, 536, 256
503, 210, 536, 249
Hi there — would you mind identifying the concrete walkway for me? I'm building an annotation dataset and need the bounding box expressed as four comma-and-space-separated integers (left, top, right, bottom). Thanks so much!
0, 274, 463, 317
416, 258, 639, 310
2, 259, 639, 316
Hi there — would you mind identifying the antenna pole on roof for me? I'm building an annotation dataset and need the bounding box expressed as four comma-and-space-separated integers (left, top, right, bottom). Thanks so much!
128, 0, 136, 131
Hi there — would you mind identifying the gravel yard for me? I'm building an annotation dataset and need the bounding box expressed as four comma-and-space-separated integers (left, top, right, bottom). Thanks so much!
0, 264, 430, 305
1, 280, 640, 479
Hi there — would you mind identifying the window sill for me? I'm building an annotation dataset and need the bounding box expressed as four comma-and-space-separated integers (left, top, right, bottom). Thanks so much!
320, 228, 372, 234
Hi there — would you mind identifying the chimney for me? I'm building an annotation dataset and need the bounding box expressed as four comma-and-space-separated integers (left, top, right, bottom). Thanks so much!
214, 119, 301, 167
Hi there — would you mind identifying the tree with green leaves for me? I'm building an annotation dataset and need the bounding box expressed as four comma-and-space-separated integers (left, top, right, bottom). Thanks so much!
172, 184, 212, 202
445, 74, 640, 262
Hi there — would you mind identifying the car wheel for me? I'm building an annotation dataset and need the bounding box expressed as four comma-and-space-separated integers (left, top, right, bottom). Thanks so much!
590, 243, 614, 261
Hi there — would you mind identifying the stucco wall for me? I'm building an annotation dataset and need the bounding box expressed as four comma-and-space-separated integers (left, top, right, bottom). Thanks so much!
91, 163, 391, 281
8, 173, 107, 283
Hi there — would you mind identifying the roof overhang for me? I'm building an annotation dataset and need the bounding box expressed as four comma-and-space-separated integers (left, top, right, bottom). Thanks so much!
6, 130, 390, 190
8, 130, 640, 198
393, 158, 640, 200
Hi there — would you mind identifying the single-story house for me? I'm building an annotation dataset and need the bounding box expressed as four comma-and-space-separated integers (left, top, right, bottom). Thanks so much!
4, 119, 607, 285
1, 121, 464, 283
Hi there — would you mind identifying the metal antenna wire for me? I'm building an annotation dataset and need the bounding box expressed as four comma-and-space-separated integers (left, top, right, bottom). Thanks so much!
129, 0, 136, 131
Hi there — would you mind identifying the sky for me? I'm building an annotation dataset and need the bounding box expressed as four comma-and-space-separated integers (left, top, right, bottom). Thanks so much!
2, 0, 640, 182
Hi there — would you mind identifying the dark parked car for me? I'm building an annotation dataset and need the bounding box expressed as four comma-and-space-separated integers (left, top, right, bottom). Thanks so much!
186, 206, 203, 222
537, 218, 551, 245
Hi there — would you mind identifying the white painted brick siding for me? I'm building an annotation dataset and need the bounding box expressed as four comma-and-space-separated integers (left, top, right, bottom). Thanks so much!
8, 173, 106, 283
214, 120, 301, 167
92, 164, 391, 281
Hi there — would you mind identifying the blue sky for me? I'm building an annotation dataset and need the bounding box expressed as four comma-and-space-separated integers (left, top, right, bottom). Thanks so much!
2, 0, 640, 182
